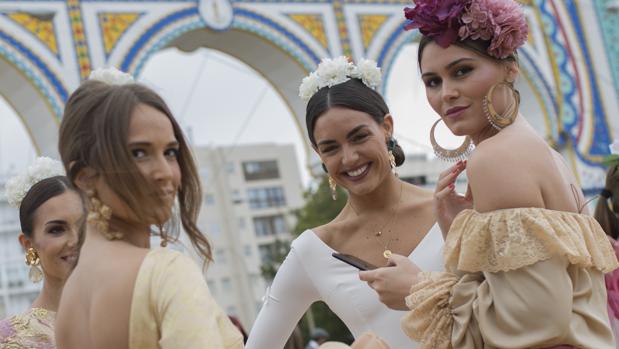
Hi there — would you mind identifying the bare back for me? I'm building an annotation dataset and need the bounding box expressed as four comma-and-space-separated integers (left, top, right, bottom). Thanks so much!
55, 233, 149, 349
467, 116, 585, 214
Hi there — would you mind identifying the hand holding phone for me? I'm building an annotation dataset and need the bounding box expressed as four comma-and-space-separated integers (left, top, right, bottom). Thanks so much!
332, 252, 377, 271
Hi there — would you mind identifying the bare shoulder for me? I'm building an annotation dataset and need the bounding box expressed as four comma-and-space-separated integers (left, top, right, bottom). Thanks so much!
467, 137, 545, 212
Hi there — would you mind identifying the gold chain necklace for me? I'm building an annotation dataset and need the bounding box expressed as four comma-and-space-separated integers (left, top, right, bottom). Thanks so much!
348, 181, 403, 259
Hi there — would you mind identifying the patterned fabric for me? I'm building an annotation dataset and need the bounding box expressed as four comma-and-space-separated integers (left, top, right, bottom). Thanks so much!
0, 308, 55, 349
403, 208, 619, 349
444, 208, 619, 273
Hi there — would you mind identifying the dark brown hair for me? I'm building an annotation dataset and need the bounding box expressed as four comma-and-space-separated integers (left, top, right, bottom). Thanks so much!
594, 164, 619, 239
305, 78, 405, 167
59, 80, 212, 263
20, 176, 81, 237
417, 36, 518, 68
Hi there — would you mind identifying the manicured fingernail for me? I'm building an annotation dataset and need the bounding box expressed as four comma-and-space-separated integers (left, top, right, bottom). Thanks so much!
449, 183, 455, 189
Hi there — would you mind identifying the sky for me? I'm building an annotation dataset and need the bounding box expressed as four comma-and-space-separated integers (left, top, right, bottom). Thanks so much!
0, 43, 465, 186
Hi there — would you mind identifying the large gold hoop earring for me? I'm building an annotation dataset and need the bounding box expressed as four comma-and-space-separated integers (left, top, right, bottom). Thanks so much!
328, 176, 337, 201
483, 81, 520, 130
25, 247, 43, 283
430, 119, 474, 162
86, 190, 123, 241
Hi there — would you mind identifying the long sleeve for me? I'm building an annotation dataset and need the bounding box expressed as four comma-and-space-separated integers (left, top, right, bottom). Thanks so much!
246, 248, 321, 349
129, 249, 244, 349
402, 208, 619, 349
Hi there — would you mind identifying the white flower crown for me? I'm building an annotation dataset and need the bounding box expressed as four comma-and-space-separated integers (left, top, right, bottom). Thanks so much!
89, 66, 134, 85
4, 157, 66, 208
299, 57, 382, 102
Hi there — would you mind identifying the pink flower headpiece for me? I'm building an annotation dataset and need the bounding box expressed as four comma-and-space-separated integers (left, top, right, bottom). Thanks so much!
404, 0, 528, 59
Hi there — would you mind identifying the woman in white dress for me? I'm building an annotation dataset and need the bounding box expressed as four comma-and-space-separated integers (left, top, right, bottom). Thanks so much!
246, 58, 444, 349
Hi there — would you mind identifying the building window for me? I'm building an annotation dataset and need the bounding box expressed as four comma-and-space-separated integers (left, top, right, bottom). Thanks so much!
247, 187, 286, 209
242, 160, 280, 181
401, 175, 427, 186
257, 241, 289, 264
231, 190, 243, 204
253, 215, 288, 237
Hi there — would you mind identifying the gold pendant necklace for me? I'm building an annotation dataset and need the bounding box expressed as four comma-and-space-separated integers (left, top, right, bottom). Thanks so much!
349, 182, 403, 259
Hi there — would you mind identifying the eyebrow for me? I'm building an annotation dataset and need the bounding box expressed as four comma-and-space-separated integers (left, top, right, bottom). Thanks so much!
316, 124, 369, 146
45, 220, 66, 226
421, 58, 475, 78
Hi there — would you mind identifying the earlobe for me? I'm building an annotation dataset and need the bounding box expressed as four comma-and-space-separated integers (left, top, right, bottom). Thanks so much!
382, 114, 394, 136
18, 234, 31, 250
74, 167, 98, 192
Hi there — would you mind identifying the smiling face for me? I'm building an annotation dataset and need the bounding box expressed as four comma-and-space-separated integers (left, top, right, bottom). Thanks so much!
313, 107, 393, 196
94, 103, 182, 225
21, 190, 83, 282
419, 42, 519, 139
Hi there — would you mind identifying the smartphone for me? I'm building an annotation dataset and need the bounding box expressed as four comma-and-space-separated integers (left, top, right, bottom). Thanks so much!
332, 252, 377, 271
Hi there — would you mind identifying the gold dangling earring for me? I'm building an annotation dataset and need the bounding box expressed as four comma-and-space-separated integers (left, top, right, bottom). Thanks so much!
328, 176, 337, 201
430, 119, 474, 162
25, 247, 43, 283
158, 224, 168, 247
86, 190, 123, 240
483, 81, 520, 130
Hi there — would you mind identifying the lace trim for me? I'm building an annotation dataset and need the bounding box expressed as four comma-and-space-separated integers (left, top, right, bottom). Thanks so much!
444, 208, 619, 273
401, 272, 458, 349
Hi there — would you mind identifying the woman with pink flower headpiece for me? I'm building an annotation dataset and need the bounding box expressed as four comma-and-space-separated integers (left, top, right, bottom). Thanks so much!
358, 0, 619, 348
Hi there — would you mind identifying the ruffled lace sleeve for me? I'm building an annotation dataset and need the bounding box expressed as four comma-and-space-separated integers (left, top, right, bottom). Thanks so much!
401, 271, 460, 349
444, 208, 618, 273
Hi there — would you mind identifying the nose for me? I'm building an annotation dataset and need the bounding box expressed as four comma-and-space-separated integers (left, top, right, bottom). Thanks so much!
341, 145, 359, 168
441, 80, 460, 103
152, 154, 174, 183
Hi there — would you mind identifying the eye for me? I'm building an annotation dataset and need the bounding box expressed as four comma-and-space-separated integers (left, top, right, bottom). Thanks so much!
423, 77, 441, 88
131, 149, 147, 159
164, 148, 180, 158
320, 145, 338, 154
454, 66, 473, 77
351, 133, 369, 142
47, 225, 66, 235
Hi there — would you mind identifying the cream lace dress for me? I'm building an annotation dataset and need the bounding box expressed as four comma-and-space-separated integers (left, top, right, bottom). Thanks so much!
403, 208, 619, 349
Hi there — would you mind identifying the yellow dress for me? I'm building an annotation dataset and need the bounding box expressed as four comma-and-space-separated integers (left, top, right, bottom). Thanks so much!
403, 208, 619, 349
0, 308, 55, 348
129, 248, 244, 349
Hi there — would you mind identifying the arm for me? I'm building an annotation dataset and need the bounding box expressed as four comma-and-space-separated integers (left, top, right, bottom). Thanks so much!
403, 257, 574, 349
154, 253, 244, 349
246, 248, 321, 349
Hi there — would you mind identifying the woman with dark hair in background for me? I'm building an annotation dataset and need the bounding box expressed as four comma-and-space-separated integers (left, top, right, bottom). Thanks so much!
246, 57, 444, 349
54, 68, 243, 349
0, 158, 84, 348
361, 1, 618, 348
596, 143, 619, 346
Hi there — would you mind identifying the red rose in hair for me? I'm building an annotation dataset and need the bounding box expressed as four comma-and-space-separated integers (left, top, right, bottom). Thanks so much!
404, 0, 471, 48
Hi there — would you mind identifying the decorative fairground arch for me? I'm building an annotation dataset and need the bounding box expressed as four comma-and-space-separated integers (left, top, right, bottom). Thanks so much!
0, 0, 617, 193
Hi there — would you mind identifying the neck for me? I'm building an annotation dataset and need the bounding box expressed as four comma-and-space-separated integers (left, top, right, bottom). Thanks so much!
89, 217, 151, 248
31, 276, 64, 312
347, 173, 402, 214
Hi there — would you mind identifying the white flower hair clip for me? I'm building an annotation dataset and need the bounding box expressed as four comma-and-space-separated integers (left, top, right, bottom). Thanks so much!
4, 157, 65, 208
299, 57, 382, 102
89, 66, 134, 85
610, 140, 619, 156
